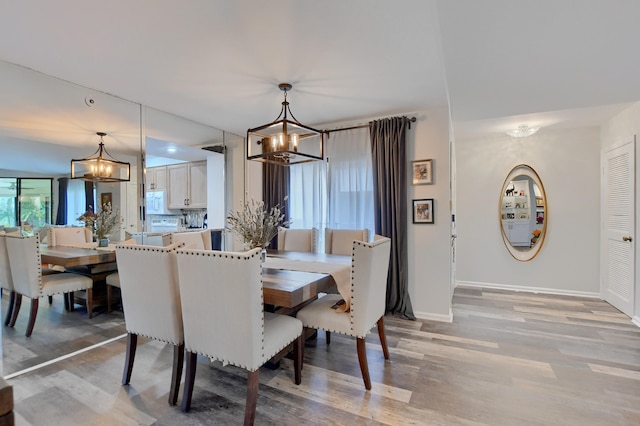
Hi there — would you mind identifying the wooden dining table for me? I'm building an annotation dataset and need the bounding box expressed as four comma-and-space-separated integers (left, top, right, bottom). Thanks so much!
40, 244, 116, 270
39, 245, 350, 316
262, 250, 351, 312
40, 244, 118, 313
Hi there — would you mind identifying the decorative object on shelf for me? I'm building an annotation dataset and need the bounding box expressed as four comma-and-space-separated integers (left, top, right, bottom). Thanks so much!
412, 199, 434, 224
71, 132, 131, 182
412, 159, 433, 185
246, 83, 324, 166
505, 125, 540, 138
531, 229, 542, 245
226, 198, 290, 249
78, 202, 123, 242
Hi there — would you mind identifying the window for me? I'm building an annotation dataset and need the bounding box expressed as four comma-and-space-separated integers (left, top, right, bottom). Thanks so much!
289, 127, 374, 246
0, 178, 53, 227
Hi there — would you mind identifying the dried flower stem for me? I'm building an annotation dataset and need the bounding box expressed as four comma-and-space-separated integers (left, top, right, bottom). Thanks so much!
226, 198, 289, 249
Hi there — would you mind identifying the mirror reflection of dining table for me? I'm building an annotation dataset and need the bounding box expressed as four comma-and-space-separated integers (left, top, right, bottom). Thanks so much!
40, 244, 118, 313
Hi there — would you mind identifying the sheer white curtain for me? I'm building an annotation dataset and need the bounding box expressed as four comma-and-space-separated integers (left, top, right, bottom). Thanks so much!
289, 128, 375, 251
289, 160, 326, 230
289, 127, 374, 248
66, 179, 89, 225
326, 127, 374, 235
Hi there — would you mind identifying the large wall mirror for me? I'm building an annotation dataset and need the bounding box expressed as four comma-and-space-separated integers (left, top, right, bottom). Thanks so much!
141, 107, 227, 245
500, 164, 547, 261
0, 60, 233, 377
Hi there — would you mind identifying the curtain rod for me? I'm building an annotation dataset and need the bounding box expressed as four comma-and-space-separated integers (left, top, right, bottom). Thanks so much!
324, 116, 416, 135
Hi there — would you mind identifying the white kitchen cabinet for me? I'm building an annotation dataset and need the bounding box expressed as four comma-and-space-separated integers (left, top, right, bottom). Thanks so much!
147, 166, 167, 191
167, 161, 207, 209
501, 193, 531, 247
502, 220, 531, 247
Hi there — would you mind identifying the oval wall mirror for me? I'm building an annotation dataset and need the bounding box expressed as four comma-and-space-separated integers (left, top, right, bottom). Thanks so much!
499, 164, 547, 261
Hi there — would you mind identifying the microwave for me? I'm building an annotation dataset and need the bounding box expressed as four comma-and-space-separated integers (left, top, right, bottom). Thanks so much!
146, 191, 174, 215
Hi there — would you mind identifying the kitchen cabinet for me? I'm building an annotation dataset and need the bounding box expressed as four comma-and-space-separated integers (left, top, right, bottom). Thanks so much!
147, 166, 167, 191
501, 193, 531, 247
167, 161, 207, 209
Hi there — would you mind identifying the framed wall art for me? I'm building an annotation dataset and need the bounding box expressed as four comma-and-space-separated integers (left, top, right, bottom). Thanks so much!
100, 192, 112, 207
412, 159, 433, 185
413, 198, 434, 224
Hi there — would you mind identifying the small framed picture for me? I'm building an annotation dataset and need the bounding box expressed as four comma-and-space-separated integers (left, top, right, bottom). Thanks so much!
412, 159, 433, 185
413, 199, 434, 224
100, 192, 112, 208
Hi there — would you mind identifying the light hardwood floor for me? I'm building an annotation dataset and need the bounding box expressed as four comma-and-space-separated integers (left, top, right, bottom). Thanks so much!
2, 286, 640, 425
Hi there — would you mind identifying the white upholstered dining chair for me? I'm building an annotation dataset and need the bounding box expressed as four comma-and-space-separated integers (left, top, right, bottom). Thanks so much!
175, 247, 303, 425
297, 235, 391, 390
324, 228, 370, 255
277, 227, 318, 252
169, 229, 212, 250
104, 238, 136, 313
5, 234, 94, 336
0, 234, 17, 326
115, 242, 185, 406
47, 226, 92, 246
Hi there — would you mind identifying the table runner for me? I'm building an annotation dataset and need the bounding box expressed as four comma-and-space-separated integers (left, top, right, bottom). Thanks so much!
263, 257, 352, 312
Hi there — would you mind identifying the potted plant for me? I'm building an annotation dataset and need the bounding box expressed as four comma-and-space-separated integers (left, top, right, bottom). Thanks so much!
226, 198, 289, 258
78, 202, 123, 246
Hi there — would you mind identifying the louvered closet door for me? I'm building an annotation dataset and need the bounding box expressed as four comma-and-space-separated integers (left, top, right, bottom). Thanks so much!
603, 138, 635, 317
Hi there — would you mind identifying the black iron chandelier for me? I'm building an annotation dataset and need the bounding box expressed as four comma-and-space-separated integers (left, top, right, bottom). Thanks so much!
71, 132, 131, 182
246, 83, 324, 166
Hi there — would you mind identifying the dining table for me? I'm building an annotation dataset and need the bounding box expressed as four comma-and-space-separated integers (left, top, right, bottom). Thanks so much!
262, 250, 351, 313
40, 243, 118, 313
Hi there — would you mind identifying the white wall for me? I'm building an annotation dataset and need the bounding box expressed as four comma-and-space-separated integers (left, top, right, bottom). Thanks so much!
409, 108, 453, 320
455, 126, 601, 296
601, 101, 640, 323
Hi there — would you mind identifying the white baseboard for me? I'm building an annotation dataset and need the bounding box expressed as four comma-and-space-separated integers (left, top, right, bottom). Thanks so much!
456, 280, 601, 299
633, 316, 640, 328
414, 308, 453, 323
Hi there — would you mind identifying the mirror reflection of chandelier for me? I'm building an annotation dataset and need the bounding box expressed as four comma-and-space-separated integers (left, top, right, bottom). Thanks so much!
71, 132, 131, 182
246, 83, 324, 166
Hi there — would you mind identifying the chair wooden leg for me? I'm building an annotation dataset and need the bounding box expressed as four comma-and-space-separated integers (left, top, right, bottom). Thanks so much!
48, 295, 53, 305
181, 351, 198, 413
9, 293, 22, 327
293, 335, 303, 385
356, 337, 371, 390
377, 317, 390, 360
122, 333, 138, 385
86, 288, 93, 319
168, 343, 184, 406
106, 285, 113, 313
4, 291, 15, 326
244, 370, 259, 426
68, 291, 75, 311
64, 293, 70, 311
325, 330, 331, 345
25, 297, 39, 337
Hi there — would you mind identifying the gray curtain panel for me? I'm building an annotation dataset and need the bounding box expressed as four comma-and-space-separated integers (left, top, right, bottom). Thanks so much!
84, 181, 94, 212
55, 177, 68, 225
370, 117, 415, 319
262, 163, 290, 249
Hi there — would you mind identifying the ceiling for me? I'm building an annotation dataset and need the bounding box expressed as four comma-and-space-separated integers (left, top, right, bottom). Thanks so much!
1, 0, 640, 175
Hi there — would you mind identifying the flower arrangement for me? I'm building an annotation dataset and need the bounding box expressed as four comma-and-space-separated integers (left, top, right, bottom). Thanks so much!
532, 229, 542, 238
226, 198, 289, 249
77, 202, 123, 240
